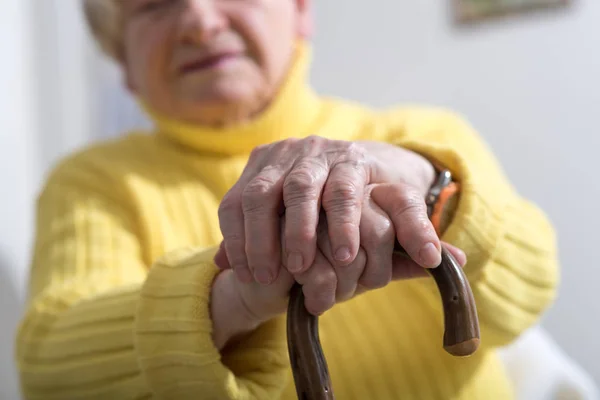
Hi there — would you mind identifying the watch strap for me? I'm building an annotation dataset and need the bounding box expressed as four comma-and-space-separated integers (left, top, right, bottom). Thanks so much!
426, 169, 460, 236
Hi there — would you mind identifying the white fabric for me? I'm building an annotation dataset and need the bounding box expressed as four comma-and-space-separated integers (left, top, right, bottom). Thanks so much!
498, 326, 599, 400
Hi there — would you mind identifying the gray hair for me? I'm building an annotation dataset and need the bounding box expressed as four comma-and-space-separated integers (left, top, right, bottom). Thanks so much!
83, 0, 124, 60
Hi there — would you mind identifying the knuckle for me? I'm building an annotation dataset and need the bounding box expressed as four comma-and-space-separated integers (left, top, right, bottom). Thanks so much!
283, 169, 321, 206
362, 217, 393, 249
323, 181, 361, 207
286, 228, 316, 248
249, 144, 266, 160
303, 266, 337, 314
277, 138, 299, 153
218, 192, 240, 220
332, 181, 360, 199
284, 168, 316, 194
415, 216, 435, 233
359, 270, 391, 290
303, 135, 329, 155
244, 176, 275, 197
392, 190, 426, 218
306, 290, 336, 315
345, 141, 366, 158
241, 177, 276, 213
303, 134, 323, 146
218, 192, 238, 214
312, 269, 337, 295
307, 299, 333, 316
336, 142, 366, 166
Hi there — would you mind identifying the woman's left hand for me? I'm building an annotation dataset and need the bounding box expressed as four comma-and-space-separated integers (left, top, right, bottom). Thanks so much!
215, 136, 443, 285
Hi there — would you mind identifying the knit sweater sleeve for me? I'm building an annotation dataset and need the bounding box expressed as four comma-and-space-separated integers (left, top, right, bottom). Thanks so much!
380, 107, 560, 348
15, 161, 289, 399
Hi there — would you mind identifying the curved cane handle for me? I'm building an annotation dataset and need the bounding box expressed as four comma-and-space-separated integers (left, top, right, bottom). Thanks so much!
422, 246, 480, 356
286, 244, 480, 400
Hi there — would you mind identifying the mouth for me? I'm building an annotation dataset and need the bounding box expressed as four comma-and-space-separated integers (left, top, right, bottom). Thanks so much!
178, 52, 242, 74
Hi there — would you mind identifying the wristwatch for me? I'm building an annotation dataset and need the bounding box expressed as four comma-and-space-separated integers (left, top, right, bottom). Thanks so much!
426, 168, 460, 236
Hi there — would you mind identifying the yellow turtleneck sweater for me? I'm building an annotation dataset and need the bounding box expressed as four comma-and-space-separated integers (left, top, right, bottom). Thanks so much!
16, 44, 559, 400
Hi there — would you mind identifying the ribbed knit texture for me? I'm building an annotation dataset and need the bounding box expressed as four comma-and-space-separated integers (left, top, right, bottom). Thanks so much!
16, 43, 559, 399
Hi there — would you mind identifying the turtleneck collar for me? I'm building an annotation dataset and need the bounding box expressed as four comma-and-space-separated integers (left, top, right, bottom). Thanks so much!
143, 41, 324, 157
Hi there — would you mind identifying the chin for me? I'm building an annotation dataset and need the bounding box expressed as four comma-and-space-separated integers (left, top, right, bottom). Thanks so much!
177, 77, 271, 124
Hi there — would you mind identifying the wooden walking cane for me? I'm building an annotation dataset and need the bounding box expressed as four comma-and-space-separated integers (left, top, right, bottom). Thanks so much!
286, 170, 481, 400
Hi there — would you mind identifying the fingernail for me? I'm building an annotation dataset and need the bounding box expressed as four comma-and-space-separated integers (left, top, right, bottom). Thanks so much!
456, 249, 467, 267
420, 243, 442, 268
335, 246, 351, 262
287, 252, 304, 273
254, 269, 273, 285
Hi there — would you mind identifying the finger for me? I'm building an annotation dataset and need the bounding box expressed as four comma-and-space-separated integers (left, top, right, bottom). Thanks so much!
242, 165, 286, 285
390, 242, 467, 280
315, 218, 367, 302
218, 149, 267, 283
294, 250, 338, 316
370, 183, 441, 268
356, 189, 396, 290
283, 157, 329, 274
321, 153, 368, 267
390, 253, 431, 280
214, 241, 231, 270
441, 242, 467, 266
219, 189, 253, 283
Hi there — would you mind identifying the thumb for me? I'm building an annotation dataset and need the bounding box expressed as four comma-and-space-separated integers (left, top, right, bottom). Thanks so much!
390, 241, 467, 281
370, 182, 441, 268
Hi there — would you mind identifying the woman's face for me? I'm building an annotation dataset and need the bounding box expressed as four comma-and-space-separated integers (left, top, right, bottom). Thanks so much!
122, 0, 312, 125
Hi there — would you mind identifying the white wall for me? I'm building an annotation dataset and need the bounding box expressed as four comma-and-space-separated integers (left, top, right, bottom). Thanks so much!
310, 0, 599, 384
34, 0, 101, 173
0, 1, 101, 398
0, 1, 37, 399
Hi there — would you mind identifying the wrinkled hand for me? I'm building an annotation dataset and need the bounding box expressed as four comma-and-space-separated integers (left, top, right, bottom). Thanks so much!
214, 183, 467, 321
216, 136, 442, 286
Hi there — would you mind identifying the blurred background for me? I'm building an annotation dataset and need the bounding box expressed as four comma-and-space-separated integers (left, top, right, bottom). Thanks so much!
1, 0, 598, 398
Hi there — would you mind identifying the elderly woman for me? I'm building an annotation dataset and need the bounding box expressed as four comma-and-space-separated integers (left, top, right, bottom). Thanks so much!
15, 1, 559, 399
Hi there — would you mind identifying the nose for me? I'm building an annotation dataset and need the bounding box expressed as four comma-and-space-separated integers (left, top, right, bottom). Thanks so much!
177, 0, 228, 44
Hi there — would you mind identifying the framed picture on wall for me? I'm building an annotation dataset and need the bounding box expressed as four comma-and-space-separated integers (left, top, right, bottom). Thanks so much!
454, 0, 571, 22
